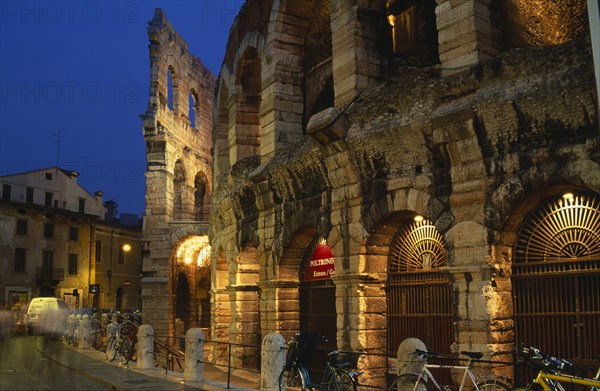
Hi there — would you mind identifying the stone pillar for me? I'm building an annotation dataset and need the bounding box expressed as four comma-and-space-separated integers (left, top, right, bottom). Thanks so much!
260, 332, 286, 391
257, 280, 300, 337
397, 338, 426, 376
332, 273, 387, 387
330, 0, 386, 107
137, 324, 155, 370
184, 328, 205, 382
436, 0, 499, 71
79, 315, 92, 349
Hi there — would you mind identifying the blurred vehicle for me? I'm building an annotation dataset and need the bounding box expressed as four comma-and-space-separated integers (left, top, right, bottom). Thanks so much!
26, 298, 69, 336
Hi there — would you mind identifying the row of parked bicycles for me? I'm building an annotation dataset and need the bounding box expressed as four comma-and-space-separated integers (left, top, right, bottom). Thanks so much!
279, 332, 600, 391
63, 310, 142, 365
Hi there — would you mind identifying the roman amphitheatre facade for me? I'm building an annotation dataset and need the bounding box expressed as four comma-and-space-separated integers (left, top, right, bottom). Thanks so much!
140, 0, 600, 386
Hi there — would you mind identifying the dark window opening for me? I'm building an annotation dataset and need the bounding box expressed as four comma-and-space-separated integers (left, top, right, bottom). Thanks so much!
69, 227, 79, 242
16, 219, 27, 235
96, 240, 102, 263
78, 199, 85, 214
44, 223, 54, 239
42, 251, 53, 274
45, 172, 52, 180
387, 0, 439, 66
26, 188, 34, 204
189, 91, 197, 129
68, 253, 78, 275
45, 192, 53, 207
14, 248, 26, 272
2, 184, 11, 201
167, 68, 175, 111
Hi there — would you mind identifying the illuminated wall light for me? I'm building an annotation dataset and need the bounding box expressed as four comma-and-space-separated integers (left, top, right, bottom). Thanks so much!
414, 215, 424, 222
563, 192, 574, 201
122, 243, 132, 252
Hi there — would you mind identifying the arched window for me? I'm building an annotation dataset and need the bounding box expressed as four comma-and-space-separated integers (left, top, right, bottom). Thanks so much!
189, 91, 197, 128
167, 67, 175, 111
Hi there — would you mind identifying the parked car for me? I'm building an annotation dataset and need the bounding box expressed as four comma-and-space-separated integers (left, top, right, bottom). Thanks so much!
26, 298, 69, 336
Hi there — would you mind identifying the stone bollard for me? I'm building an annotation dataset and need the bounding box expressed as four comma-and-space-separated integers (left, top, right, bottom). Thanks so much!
79, 315, 92, 349
260, 332, 286, 391
397, 338, 427, 376
137, 324, 154, 369
184, 328, 205, 382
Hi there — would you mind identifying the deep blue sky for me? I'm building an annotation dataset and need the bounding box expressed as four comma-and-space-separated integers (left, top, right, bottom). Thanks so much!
0, 1, 241, 216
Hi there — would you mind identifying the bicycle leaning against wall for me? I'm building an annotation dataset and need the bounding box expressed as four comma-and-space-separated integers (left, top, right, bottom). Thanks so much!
279, 331, 360, 391
511, 346, 600, 391
388, 349, 511, 391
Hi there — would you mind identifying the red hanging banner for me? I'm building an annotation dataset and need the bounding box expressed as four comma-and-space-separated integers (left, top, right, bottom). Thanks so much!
303, 242, 335, 281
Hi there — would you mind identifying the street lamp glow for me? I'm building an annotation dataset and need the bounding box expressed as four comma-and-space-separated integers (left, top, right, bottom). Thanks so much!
414, 215, 424, 222
122, 243, 132, 252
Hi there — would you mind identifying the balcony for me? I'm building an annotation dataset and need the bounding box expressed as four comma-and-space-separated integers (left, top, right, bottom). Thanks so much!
35, 267, 65, 283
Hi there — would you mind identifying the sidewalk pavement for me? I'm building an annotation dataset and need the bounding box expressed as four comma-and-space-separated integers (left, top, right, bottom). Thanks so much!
36, 338, 261, 391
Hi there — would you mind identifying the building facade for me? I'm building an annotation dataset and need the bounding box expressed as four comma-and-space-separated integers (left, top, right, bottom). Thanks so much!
0, 167, 142, 313
140, 1, 599, 387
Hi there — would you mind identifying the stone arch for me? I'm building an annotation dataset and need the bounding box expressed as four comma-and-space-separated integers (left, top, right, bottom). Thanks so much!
229, 32, 264, 165
173, 159, 187, 220
194, 171, 209, 221
214, 66, 233, 187
171, 235, 211, 332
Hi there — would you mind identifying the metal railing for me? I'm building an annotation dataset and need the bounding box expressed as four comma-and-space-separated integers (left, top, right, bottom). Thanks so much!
152, 333, 261, 389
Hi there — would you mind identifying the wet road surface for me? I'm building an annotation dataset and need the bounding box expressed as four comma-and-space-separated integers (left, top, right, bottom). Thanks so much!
0, 335, 112, 391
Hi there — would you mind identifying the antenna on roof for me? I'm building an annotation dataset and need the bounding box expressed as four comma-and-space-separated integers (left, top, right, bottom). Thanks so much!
52, 128, 66, 168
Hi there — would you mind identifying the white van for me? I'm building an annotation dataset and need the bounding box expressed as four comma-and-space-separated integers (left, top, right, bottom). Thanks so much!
26, 297, 69, 336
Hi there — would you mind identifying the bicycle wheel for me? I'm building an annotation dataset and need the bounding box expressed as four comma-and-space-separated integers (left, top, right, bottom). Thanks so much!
279, 366, 306, 391
105, 336, 118, 362
388, 374, 429, 391
473, 380, 511, 391
120, 338, 132, 365
332, 370, 357, 391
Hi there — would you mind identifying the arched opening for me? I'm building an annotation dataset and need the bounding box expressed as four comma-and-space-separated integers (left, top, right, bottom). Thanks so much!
167, 67, 176, 111
233, 47, 261, 163
299, 237, 337, 379
194, 172, 208, 221
512, 191, 600, 381
116, 287, 123, 311
386, 0, 439, 66
173, 160, 187, 220
387, 216, 452, 383
172, 236, 212, 332
189, 90, 198, 129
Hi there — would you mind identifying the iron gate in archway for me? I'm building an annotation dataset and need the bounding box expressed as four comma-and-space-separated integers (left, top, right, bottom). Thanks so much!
513, 192, 600, 381
387, 219, 453, 381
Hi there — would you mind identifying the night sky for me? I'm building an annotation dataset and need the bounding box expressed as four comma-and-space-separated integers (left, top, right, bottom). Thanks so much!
0, 1, 241, 216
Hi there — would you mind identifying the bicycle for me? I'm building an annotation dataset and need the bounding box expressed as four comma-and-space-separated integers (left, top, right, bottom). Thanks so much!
388, 349, 510, 391
279, 331, 360, 391
512, 346, 600, 391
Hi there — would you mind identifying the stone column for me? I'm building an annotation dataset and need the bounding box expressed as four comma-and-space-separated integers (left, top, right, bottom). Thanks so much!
79, 315, 92, 349
435, 0, 499, 71
330, 0, 386, 107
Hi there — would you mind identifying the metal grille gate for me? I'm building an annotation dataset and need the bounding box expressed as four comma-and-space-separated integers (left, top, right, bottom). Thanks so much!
513, 192, 600, 382
387, 270, 453, 354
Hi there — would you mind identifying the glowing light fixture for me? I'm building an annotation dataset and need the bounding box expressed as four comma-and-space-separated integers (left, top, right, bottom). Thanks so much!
414, 215, 424, 222
122, 244, 131, 252
563, 192, 574, 201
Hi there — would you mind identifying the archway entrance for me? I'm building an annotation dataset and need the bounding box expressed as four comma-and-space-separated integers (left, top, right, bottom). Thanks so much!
513, 191, 600, 377
299, 238, 337, 377
387, 218, 453, 381
172, 236, 212, 332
